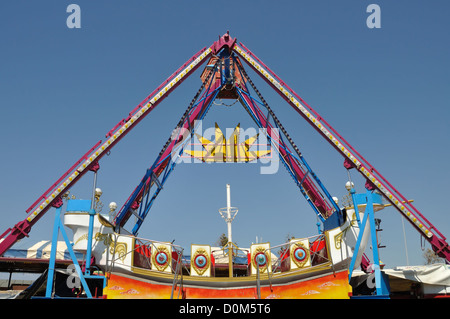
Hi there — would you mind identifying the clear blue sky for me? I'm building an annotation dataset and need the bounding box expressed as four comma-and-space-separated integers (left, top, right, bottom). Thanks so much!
0, 1, 449, 268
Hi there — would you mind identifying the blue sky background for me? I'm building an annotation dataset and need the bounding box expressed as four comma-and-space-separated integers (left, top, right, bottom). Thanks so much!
0, 1, 449, 269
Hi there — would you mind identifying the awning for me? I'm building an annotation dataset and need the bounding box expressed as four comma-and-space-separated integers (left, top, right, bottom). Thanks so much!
383, 263, 450, 286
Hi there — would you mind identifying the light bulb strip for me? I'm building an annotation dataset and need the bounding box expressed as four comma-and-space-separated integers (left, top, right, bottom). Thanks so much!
234, 45, 433, 238
26, 48, 213, 223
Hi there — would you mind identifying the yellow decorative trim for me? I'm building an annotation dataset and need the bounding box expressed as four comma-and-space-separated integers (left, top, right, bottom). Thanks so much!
130, 260, 335, 284
74, 233, 89, 246
97, 214, 114, 228
351, 212, 359, 226
184, 123, 271, 162
334, 212, 360, 250
74, 232, 127, 262
113, 241, 128, 262
334, 231, 345, 250
94, 233, 110, 246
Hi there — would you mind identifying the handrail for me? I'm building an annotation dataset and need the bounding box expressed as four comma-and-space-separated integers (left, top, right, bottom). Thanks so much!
107, 234, 185, 273
134, 236, 329, 273
212, 242, 249, 259
106, 232, 331, 284
212, 242, 249, 277
170, 250, 184, 299
265, 234, 331, 276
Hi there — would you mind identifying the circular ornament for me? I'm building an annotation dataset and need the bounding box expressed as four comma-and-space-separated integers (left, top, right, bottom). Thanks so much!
251, 247, 270, 273
192, 248, 210, 276
291, 242, 310, 268
152, 246, 171, 271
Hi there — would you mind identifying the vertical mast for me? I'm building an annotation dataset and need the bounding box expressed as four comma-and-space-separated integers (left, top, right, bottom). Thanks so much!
226, 184, 232, 243
219, 184, 238, 244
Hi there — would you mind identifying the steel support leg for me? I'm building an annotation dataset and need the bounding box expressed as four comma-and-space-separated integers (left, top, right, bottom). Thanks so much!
45, 207, 93, 298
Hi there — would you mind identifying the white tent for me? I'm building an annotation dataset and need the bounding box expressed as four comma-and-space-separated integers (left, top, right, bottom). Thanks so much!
352, 263, 450, 297
2, 240, 84, 261
383, 263, 450, 295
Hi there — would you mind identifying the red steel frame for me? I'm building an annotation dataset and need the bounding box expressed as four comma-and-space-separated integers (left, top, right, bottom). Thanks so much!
1, 32, 448, 263
0, 46, 214, 256
233, 42, 449, 261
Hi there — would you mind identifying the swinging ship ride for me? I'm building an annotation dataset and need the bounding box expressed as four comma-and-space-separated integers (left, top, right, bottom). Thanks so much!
1, 32, 449, 299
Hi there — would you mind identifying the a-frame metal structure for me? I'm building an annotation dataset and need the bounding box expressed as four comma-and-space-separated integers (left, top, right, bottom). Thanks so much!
1, 32, 449, 266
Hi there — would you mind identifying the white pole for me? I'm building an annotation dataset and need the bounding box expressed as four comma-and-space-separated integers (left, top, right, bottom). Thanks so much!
219, 184, 237, 247
226, 184, 232, 243
401, 216, 410, 266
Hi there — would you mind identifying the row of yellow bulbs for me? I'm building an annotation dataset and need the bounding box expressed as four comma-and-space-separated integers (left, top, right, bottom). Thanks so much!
27, 48, 213, 223
235, 45, 433, 239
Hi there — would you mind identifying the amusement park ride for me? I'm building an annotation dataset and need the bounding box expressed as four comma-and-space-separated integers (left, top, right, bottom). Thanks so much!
1, 32, 449, 299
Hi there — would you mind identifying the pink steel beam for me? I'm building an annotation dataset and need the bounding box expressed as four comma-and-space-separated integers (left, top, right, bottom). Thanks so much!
0, 47, 213, 256
0, 142, 102, 257
234, 43, 450, 262
106, 47, 211, 139
26, 140, 102, 214
0, 32, 237, 256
